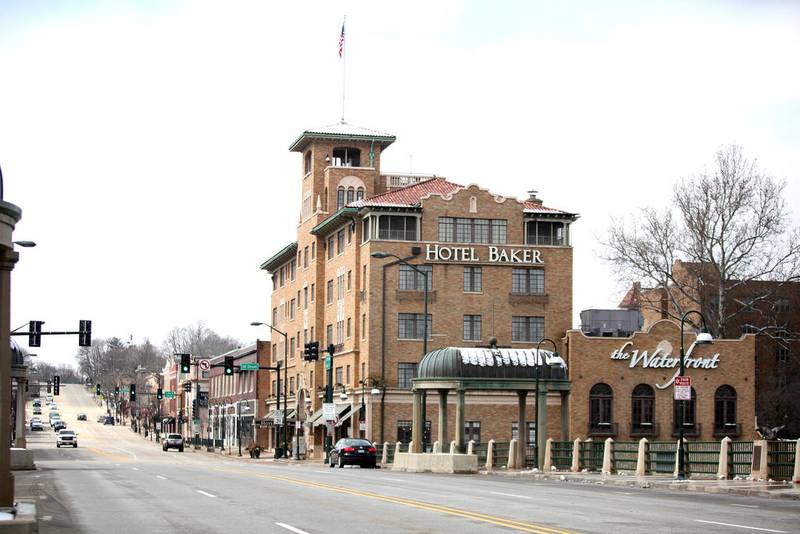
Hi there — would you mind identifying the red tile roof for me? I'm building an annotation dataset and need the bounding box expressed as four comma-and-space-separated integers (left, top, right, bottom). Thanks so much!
349, 178, 462, 208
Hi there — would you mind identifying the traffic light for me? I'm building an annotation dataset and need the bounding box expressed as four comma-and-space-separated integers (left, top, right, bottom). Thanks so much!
53, 375, 60, 396
180, 354, 191, 374
129, 384, 136, 402
304, 341, 320, 361
224, 356, 234, 376
157, 388, 163, 400
327, 343, 335, 356
79, 320, 92, 347
183, 381, 191, 392
46, 380, 51, 394
192, 399, 197, 419
114, 386, 119, 396
28, 320, 43, 347
95, 383, 101, 396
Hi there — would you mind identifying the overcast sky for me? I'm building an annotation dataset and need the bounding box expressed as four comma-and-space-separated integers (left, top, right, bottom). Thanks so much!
2, 0, 798, 368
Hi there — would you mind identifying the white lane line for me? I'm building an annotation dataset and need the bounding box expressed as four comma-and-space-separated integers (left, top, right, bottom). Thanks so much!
131, 467, 140, 471
614, 491, 634, 495
196, 490, 216, 498
156, 475, 167, 480
276, 523, 310, 534
489, 491, 535, 500
695, 520, 786, 533
731, 504, 758, 508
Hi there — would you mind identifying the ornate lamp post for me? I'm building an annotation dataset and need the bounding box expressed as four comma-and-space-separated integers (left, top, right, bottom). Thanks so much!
534, 338, 559, 470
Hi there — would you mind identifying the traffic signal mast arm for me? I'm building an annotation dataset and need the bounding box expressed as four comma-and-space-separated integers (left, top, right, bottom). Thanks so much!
211, 363, 281, 372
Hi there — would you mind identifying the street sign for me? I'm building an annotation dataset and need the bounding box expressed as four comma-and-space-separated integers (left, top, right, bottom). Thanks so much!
674, 376, 692, 401
198, 359, 211, 371
239, 362, 259, 371
325, 355, 332, 370
164, 391, 175, 399
274, 409, 283, 425
323, 402, 336, 422
121, 388, 129, 393
359, 421, 366, 431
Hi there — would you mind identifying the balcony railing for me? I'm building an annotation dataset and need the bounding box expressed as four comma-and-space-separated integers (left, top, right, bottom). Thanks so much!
631, 422, 659, 437
384, 173, 436, 189
588, 422, 618, 438
713, 423, 741, 437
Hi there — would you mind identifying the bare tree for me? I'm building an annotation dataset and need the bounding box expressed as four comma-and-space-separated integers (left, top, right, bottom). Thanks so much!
603, 145, 800, 338
162, 322, 240, 359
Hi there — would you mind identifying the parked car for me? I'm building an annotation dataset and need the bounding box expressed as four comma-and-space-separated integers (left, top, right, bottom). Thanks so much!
77, 414, 87, 421
329, 438, 377, 468
56, 430, 77, 448
32, 400, 41, 408
162, 434, 184, 452
52, 420, 67, 432
30, 418, 43, 431
103, 416, 115, 425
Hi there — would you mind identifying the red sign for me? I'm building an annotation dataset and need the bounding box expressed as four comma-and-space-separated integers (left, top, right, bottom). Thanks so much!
674, 377, 692, 387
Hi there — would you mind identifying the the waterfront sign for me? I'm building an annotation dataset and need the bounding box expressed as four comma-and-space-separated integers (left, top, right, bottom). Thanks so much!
425, 244, 543, 264
609, 340, 721, 389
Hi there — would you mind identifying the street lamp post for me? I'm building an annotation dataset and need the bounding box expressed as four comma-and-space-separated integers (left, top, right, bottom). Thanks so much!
534, 338, 559, 470
677, 311, 713, 480
250, 322, 289, 459
371, 251, 429, 450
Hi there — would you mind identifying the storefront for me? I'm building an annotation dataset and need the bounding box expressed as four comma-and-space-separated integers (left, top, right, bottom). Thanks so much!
565, 319, 757, 442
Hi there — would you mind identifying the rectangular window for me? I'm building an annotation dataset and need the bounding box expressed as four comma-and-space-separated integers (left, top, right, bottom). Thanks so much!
774, 298, 790, 313
511, 422, 536, 444
271, 380, 276, 396
289, 259, 296, 280
362, 265, 367, 290
378, 215, 417, 241
311, 242, 316, 259
303, 246, 309, 268
362, 218, 371, 243
526, 220, 565, 246
463, 315, 482, 341
326, 324, 333, 346
337, 274, 345, 300
290, 337, 295, 359
362, 314, 367, 339
346, 365, 351, 385
272, 307, 278, 325
776, 346, 789, 364
327, 280, 334, 304
290, 299, 296, 320
398, 313, 432, 340
511, 268, 545, 294
311, 283, 315, 302
337, 229, 345, 255
347, 270, 352, 291
335, 366, 343, 385
303, 287, 308, 309
336, 320, 344, 345
399, 264, 432, 291
397, 421, 412, 444
463, 266, 482, 292
397, 363, 417, 389
346, 317, 352, 338
465, 421, 481, 443
289, 377, 295, 395
438, 217, 507, 244
327, 236, 334, 259
347, 225, 353, 244
512, 316, 545, 342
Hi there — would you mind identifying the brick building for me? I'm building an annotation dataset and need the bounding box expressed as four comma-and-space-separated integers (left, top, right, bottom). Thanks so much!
565, 320, 757, 442
259, 121, 579, 457
619, 262, 799, 437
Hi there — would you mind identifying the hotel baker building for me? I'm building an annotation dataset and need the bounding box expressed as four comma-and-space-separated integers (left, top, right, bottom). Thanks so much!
259, 122, 757, 458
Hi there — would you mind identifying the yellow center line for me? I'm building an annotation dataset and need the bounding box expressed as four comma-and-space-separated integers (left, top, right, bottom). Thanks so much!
211, 466, 577, 534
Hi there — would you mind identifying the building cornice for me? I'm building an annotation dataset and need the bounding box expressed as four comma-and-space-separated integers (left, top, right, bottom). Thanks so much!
259, 242, 298, 272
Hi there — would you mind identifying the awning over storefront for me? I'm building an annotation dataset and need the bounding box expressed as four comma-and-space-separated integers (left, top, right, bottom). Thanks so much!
265, 408, 297, 423
306, 408, 323, 425
336, 406, 358, 428
161, 417, 175, 424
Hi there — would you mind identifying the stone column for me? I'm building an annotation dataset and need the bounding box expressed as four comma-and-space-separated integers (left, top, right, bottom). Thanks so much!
411, 389, 422, 453
560, 391, 570, 441
0, 200, 22, 508
717, 437, 731, 479
454, 389, 465, 454
536, 388, 548, 469
437, 389, 448, 448
14, 378, 25, 449
517, 391, 527, 469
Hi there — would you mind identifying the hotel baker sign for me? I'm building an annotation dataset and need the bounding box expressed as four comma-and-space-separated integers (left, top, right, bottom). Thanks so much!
425, 244, 544, 264
609, 339, 721, 390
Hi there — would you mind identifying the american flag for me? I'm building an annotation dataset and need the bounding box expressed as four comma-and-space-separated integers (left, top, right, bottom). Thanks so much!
338, 21, 345, 58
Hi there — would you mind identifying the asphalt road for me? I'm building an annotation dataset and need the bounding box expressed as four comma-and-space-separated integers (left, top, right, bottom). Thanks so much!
15, 385, 800, 534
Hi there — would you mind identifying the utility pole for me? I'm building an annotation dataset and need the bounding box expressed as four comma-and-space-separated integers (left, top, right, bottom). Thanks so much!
325, 343, 334, 462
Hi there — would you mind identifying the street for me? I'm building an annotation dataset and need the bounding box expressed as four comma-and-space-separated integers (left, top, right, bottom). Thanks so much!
16, 385, 800, 534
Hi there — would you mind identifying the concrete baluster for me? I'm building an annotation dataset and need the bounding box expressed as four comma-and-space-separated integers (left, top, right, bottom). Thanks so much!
635, 438, 649, 476
449, 440, 457, 455
793, 439, 800, 484
486, 439, 495, 471
467, 440, 475, 456
543, 438, 553, 471
717, 437, 731, 479
602, 437, 614, 475
432, 440, 440, 454
381, 442, 389, 464
571, 438, 581, 472
508, 439, 518, 469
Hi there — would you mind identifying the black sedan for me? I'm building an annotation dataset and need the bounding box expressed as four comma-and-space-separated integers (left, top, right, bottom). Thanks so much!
329, 438, 377, 468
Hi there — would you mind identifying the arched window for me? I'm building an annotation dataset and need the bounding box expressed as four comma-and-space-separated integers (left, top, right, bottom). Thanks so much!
589, 383, 613, 431
631, 384, 655, 433
714, 385, 737, 432
346, 187, 355, 205
336, 187, 345, 210
356, 187, 365, 201
673, 387, 697, 436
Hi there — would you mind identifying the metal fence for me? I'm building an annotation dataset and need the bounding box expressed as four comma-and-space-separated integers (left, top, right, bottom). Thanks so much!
385, 442, 408, 464
767, 441, 796, 481
612, 441, 638, 473
728, 441, 753, 478
686, 441, 720, 477
493, 441, 510, 468
474, 442, 489, 464
647, 441, 676, 474
551, 441, 573, 470
579, 440, 604, 471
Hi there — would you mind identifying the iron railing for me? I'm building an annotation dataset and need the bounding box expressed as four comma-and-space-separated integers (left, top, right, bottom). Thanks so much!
612, 441, 639, 472
551, 441, 573, 470
767, 440, 796, 481
728, 441, 753, 478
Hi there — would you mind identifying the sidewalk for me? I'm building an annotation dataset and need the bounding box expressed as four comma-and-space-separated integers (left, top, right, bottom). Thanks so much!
484, 468, 800, 500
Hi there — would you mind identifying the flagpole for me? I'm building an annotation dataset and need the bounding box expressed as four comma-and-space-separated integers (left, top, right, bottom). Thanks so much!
341, 15, 346, 123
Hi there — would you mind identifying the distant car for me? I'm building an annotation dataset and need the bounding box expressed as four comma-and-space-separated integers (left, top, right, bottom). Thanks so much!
49, 404, 57, 411
56, 430, 77, 448
49, 413, 61, 426
329, 438, 377, 468
103, 416, 114, 425
52, 420, 67, 432
32, 407, 41, 415
30, 419, 43, 431
77, 414, 87, 421
97, 415, 105, 423
162, 434, 184, 452
32, 400, 41, 407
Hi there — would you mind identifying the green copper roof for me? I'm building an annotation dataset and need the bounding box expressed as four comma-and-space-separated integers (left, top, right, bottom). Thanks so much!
310, 207, 359, 236
259, 242, 298, 272
289, 122, 396, 152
